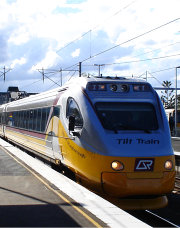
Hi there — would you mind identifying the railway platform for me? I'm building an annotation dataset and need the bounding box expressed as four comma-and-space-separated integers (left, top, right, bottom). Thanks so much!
0, 138, 149, 228
0, 143, 106, 227
172, 136, 180, 154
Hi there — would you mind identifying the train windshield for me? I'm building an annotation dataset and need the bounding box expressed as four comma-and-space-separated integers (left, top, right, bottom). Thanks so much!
95, 102, 158, 132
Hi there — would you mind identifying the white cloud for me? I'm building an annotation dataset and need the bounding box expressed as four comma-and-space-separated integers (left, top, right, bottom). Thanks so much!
71, 48, 80, 57
10, 57, 26, 68
0, 0, 179, 92
30, 50, 61, 71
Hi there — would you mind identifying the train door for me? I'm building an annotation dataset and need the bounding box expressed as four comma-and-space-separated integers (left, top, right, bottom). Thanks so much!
52, 106, 63, 160
2, 108, 6, 137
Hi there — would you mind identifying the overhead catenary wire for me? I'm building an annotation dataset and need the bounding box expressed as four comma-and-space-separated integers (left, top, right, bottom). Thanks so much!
22, 79, 43, 90
56, 0, 137, 54
36, 67, 78, 87
144, 71, 163, 86
105, 53, 180, 65
84, 53, 180, 67
81, 17, 180, 63
138, 66, 180, 79
63, 17, 180, 71
132, 41, 180, 59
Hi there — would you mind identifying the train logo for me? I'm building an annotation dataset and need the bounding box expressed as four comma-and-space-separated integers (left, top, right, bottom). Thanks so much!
134, 158, 154, 171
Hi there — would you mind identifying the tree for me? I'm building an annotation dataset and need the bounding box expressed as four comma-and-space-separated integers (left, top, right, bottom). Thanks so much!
161, 81, 175, 109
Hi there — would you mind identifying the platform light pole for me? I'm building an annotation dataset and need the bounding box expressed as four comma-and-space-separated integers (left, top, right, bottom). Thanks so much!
175, 66, 180, 136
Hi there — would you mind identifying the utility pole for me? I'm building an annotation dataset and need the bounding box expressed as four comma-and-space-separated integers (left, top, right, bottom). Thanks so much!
60, 68, 62, 86
37, 68, 78, 86
37, 68, 45, 82
175, 66, 180, 136
0, 66, 11, 81
94, 64, 105, 77
42, 68, 45, 82
79, 62, 82, 77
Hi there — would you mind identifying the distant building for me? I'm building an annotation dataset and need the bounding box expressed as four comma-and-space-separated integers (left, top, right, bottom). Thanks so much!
0, 86, 37, 105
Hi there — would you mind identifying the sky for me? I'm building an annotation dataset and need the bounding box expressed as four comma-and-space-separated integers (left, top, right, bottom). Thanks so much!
0, 0, 180, 93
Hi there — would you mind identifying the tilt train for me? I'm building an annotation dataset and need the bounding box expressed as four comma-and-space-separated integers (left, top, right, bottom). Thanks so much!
0, 76, 175, 209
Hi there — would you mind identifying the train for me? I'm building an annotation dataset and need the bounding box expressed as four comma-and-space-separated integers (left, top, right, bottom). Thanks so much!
165, 108, 180, 136
0, 76, 175, 209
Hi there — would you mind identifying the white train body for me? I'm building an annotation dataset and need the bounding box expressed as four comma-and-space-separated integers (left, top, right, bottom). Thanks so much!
0, 76, 175, 208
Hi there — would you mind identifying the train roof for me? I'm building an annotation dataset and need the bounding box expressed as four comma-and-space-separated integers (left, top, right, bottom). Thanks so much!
65, 76, 148, 88
1, 76, 151, 110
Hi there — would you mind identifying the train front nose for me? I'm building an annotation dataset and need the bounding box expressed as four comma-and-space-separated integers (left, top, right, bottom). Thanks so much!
101, 155, 175, 197
101, 171, 175, 197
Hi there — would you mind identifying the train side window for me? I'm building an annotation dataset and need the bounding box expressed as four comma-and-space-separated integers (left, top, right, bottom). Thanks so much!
18, 111, 21, 128
2, 112, 6, 125
41, 108, 47, 132
26, 110, 30, 130
22, 111, 25, 129
15, 111, 19, 127
13, 112, 16, 127
53, 106, 60, 117
33, 109, 37, 131
7, 112, 13, 126
66, 97, 83, 128
6, 112, 9, 126
46, 107, 51, 131
19, 111, 24, 128
37, 109, 42, 132
23, 110, 27, 129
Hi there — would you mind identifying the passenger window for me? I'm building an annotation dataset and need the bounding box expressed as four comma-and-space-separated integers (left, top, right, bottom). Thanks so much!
15, 111, 19, 127
66, 98, 83, 128
29, 110, 34, 130
41, 108, 47, 132
23, 110, 27, 129
19, 111, 24, 128
53, 106, 60, 117
7, 112, 13, 126
13, 112, 17, 127
26, 110, 30, 130
37, 109, 42, 132
33, 109, 37, 130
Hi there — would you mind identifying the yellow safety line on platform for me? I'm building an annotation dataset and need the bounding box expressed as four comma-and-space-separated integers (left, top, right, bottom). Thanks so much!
4, 149, 103, 228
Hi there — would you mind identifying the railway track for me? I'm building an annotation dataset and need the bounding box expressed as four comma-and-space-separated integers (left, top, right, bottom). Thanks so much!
145, 210, 179, 227
128, 209, 179, 227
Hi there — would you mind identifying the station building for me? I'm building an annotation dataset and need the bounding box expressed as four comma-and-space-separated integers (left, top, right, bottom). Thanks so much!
0, 86, 37, 105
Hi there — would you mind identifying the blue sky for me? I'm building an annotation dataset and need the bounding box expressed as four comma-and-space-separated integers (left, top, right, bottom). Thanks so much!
0, 0, 180, 93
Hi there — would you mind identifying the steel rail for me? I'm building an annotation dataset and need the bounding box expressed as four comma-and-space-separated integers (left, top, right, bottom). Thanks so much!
145, 210, 179, 227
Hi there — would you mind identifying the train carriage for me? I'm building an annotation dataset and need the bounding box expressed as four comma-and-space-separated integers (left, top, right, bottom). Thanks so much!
0, 76, 175, 209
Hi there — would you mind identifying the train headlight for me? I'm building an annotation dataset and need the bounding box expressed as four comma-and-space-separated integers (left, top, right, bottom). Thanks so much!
133, 84, 151, 92
111, 161, 124, 171
121, 84, 129, 92
87, 83, 106, 91
110, 84, 118, 92
164, 160, 173, 170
